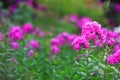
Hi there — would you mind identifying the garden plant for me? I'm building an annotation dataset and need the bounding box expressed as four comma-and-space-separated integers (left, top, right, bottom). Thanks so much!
0, 0, 120, 80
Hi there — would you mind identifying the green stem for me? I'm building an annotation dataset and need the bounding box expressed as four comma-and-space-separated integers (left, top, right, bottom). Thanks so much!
86, 50, 89, 80
118, 66, 120, 80
104, 59, 107, 80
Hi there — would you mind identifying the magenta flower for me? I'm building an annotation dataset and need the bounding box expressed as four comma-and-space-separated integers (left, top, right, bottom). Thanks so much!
51, 37, 64, 47
28, 39, 40, 49
114, 4, 120, 12
68, 14, 78, 23
0, 32, 3, 39
61, 32, 70, 44
28, 49, 34, 57
8, 26, 24, 40
22, 23, 34, 33
107, 30, 119, 38
107, 38, 115, 45
81, 21, 103, 41
76, 17, 92, 29
94, 35, 106, 46
114, 43, 120, 52
50, 32, 76, 54
94, 28, 119, 46
107, 49, 120, 65
103, 29, 118, 45
38, 32, 45, 37
94, 28, 108, 46
72, 36, 90, 51
50, 46, 60, 54
11, 42, 20, 50
69, 34, 78, 45
9, 0, 22, 13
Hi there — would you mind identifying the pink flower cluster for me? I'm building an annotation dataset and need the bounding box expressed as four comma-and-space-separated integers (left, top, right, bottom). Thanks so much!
50, 20, 120, 58
72, 36, 90, 50
81, 21, 103, 41
76, 17, 92, 29
50, 32, 78, 54
70, 19, 120, 65
81, 21, 119, 47
27, 49, 34, 57
71, 21, 104, 51
23, 23, 34, 33
107, 49, 120, 65
27, 39, 40, 49
106, 41, 120, 65
10, 42, 20, 50
99, 29, 120, 65
68, 14, 92, 29
6, 22, 44, 57
32, 27, 45, 37
8, 26, 24, 40
95, 28, 120, 46
24, 39, 40, 57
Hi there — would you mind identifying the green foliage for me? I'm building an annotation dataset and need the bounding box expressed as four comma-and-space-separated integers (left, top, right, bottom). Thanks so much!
0, 0, 119, 80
